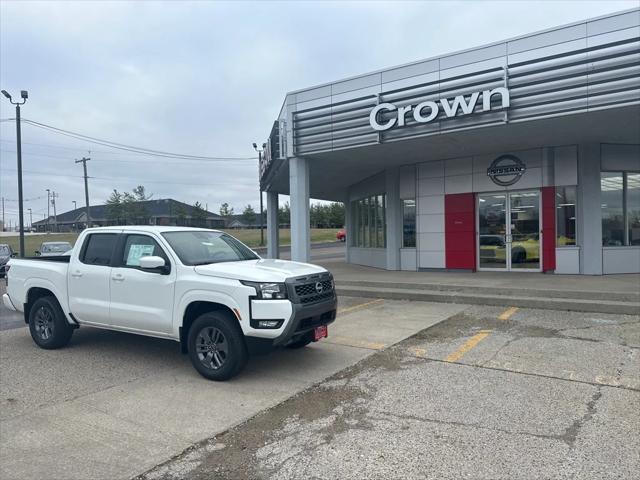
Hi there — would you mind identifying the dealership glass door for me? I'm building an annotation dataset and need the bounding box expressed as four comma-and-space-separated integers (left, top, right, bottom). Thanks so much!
477, 191, 541, 271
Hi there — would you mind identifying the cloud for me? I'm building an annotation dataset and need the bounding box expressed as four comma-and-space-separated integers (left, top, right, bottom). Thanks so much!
1, 0, 636, 225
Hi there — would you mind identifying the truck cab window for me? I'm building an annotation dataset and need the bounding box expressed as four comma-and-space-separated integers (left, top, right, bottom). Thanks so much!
80, 234, 117, 266
121, 235, 168, 268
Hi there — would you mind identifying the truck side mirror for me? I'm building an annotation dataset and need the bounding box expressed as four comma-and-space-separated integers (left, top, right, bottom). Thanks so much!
139, 256, 166, 271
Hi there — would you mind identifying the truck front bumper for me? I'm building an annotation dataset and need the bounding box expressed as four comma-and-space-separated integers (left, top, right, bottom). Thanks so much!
272, 295, 337, 347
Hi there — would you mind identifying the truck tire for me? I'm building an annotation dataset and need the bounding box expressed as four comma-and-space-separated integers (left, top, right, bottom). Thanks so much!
28, 296, 74, 349
187, 311, 248, 381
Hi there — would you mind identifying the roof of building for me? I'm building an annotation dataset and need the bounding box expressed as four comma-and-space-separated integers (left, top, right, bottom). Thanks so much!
33, 198, 222, 225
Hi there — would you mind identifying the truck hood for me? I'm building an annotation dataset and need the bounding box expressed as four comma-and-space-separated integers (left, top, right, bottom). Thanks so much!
194, 259, 327, 282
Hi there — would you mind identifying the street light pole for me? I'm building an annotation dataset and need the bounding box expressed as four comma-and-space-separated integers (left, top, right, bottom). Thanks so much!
1, 89, 28, 257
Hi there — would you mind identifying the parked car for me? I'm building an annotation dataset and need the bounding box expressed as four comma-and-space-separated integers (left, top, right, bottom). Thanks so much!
3, 227, 337, 381
0, 244, 16, 277
336, 228, 346, 242
479, 235, 540, 264
36, 241, 73, 257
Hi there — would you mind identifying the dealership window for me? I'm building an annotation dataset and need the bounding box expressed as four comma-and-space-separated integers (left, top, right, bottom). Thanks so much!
601, 172, 640, 246
556, 187, 576, 246
352, 194, 386, 248
402, 199, 416, 247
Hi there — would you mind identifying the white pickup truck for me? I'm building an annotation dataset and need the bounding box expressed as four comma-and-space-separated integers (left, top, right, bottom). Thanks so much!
3, 227, 337, 380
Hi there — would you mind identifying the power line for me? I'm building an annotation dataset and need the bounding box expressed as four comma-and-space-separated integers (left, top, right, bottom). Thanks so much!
1, 195, 48, 202
1, 167, 258, 186
0, 147, 256, 165
6, 118, 259, 161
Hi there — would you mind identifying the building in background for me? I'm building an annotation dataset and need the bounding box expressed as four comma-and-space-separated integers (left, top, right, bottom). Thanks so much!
32, 199, 225, 232
261, 9, 640, 275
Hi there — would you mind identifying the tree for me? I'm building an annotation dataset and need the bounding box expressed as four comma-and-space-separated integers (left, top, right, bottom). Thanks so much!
106, 190, 124, 224
219, 202, 234, 218
174, 204, 187, 226
328, 202, 345, 227
105, 185, 152, 225
192, 201, 207, 227
278, 202, 290, 226
242, 204, 256, 226
132, 185, 152, 201
309, 202, 344, 228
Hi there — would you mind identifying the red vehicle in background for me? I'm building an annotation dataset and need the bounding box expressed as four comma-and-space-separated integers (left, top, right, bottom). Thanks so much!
336, 228, 346, 242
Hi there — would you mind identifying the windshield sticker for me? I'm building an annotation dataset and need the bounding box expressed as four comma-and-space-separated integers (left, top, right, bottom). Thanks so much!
127, 244, 155, 266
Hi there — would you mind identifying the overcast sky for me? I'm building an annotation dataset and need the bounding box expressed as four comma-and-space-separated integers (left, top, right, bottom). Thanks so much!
0, 0, 636, 226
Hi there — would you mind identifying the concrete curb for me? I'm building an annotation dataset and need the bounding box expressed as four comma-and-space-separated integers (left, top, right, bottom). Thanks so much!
336, 285, 640, 315
336, 280, 640, 303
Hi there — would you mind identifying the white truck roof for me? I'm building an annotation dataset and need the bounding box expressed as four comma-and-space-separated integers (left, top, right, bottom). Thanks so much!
82, 226, 223, 234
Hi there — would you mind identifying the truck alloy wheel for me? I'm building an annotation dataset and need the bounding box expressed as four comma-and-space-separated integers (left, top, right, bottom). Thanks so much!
34, 306, 55, 340
28, 296, 74, 349
187, 312, 248, 381
195, 327, 229, 370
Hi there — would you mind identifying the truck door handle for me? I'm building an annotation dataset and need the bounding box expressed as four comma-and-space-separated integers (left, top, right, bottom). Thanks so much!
111, 274, 125, 282
71, 271, 83, 278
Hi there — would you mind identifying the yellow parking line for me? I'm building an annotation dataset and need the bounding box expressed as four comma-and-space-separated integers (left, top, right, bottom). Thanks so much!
498, 306, 519, 321
338, 298, 384, 315
445, 330, 491, 363
408, 347, 428, 358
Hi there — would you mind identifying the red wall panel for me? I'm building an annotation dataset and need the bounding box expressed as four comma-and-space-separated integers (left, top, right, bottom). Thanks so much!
445, 193, 476, 270
541, 186, 556, 272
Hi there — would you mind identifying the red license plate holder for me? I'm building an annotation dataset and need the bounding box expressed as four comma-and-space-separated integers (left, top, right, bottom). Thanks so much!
313, 325, 328, 341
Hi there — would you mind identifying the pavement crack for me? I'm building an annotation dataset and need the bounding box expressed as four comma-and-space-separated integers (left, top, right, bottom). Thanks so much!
559, 386, 603, 448
417, 356, 640, 392
375, 411, 564, 444
482, 335, 519, 366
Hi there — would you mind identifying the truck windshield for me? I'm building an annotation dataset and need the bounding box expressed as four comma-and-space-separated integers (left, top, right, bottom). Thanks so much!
0, 245, 10, 255
162, 231, 258, 266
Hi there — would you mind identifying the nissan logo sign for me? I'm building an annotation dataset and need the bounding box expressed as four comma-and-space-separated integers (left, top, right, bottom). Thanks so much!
487, 155, 526, 186
315, 282, 324, 294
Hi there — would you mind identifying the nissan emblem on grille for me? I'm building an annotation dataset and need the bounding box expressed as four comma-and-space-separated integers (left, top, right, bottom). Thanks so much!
315, 282, 324, 293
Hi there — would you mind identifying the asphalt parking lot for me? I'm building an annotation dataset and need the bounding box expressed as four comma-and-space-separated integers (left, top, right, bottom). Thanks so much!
0, 290, 464, 480
139, 305, 640, 480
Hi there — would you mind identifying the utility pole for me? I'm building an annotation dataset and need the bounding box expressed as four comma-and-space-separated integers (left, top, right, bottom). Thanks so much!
1, 89, 28, 256
253, 142, 266, 246
28, 208, 32, 229
75, 157, 91, 229
51, 191, 59, 232
1, 197, 4, 232
46, 189, 51, 233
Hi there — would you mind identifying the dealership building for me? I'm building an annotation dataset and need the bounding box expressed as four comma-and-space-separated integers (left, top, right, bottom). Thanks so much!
261, 9, 640, 275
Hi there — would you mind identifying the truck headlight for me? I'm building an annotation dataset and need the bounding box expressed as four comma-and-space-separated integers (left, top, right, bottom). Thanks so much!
241, 281, 287, 300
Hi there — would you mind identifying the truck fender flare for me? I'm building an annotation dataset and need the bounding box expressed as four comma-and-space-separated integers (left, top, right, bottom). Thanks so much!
23, 278, 72, 323
176, 290, 244, 331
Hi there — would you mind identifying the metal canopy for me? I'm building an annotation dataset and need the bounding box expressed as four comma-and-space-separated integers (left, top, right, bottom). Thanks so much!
265, 105, 640, 201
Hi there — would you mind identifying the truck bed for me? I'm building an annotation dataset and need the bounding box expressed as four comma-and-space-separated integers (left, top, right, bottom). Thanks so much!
5, 257, 71, 315
24, 256, 71, 263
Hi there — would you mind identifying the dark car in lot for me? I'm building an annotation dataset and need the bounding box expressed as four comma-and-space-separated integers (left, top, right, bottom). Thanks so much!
0, 244, 16, 277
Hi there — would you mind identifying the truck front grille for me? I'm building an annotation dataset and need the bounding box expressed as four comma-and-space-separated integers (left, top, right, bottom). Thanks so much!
288, 273, 335, 304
